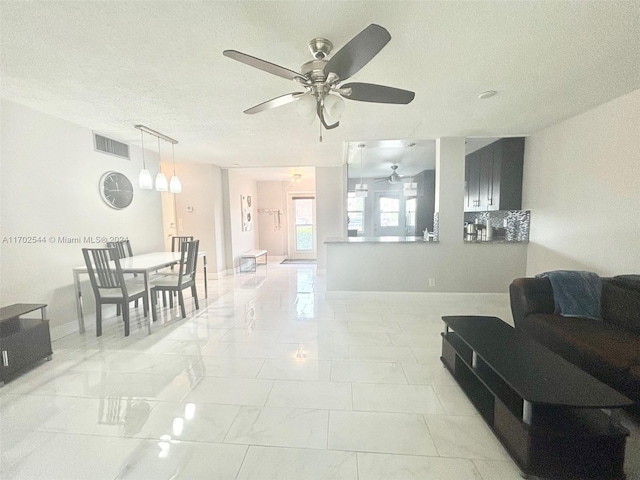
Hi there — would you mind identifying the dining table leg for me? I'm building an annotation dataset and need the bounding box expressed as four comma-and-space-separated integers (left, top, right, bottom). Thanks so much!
73, 270, 85, 334
144, 272, 152, 335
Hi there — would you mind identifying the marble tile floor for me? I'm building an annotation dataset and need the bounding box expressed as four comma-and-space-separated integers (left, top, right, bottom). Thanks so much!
1, 263, 638, 480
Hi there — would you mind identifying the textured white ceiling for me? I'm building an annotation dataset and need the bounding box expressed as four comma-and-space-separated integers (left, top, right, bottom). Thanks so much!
1, 1, 638, 173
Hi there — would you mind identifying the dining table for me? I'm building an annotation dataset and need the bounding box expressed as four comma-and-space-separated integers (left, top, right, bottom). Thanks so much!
73, 251, 207, 335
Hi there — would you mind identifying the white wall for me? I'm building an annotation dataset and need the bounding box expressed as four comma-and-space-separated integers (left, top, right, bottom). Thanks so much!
523, 88, 640, 276
223, 169, 259, 270
316, 166, 347, 270
167, 162, 227, 277
257, 181, 286, 256
0, 100, 164, 336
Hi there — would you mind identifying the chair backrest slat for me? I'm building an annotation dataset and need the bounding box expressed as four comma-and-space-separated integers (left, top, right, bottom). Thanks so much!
178, 240, 199, 283
107, 240, 133, 258
171, 236, 194, 253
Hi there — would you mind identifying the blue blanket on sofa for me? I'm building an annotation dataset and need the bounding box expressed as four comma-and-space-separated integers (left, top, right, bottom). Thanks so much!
537, 270, 602, 319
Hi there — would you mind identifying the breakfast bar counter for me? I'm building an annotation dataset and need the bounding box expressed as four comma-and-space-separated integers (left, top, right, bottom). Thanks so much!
325, 236, 527, 293
325, 236, 435, 244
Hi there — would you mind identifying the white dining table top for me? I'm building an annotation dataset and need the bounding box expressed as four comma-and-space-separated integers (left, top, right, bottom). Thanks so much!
73, 251, 184, 273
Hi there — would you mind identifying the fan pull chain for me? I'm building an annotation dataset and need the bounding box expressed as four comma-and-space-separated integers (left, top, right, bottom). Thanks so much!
319, 118, 323, 143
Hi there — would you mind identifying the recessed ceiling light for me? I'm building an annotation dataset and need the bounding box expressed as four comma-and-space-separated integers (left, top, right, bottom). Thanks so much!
478, 90, 497, 100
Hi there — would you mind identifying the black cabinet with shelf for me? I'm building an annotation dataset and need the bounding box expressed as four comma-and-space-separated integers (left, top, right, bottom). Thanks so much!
441, 316, 630, 480
465, 137, 524, 212
0, 304, 52, 385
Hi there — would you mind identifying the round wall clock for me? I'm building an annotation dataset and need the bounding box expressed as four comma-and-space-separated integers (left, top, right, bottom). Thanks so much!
99, 171, 134, 209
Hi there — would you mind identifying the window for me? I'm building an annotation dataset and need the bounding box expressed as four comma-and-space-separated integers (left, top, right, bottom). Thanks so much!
379, 196, 399, 227
405, 197, 416, 227
294, 197, 313, 251
347, 193, 365, 232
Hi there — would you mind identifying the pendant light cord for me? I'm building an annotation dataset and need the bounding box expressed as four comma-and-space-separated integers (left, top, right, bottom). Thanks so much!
140, 129, 146, 168
172, 144, 176, 175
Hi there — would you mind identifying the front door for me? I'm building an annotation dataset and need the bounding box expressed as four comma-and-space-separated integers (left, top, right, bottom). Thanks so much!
288, 195, 316, 260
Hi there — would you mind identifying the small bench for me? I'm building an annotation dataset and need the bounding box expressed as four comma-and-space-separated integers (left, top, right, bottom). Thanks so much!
239, 250, 268, 273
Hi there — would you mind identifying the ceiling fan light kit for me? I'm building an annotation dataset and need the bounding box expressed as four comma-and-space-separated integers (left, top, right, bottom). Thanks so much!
223, 24, 415, 141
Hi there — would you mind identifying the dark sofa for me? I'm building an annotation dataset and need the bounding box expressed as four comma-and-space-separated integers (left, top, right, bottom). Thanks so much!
510, 275, 640, 406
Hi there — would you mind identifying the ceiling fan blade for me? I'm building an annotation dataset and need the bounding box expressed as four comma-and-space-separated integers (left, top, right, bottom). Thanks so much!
340, 82, 415, 104
223, 50, 306, 82
243, 92, 305, 114
323, 24, 391, 81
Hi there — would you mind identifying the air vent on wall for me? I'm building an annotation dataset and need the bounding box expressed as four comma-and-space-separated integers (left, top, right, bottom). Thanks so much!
93, 132, 130, 160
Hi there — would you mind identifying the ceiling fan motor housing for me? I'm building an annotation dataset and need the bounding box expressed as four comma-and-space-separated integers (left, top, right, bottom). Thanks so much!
300, 59, 329, 84
308, 38, 333, 59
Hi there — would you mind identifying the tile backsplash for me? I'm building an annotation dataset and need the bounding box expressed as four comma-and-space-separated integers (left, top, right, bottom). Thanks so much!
464, 210, 530, 242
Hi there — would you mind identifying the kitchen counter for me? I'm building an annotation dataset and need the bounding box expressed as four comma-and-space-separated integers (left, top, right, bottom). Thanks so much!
325, 236, 438, 244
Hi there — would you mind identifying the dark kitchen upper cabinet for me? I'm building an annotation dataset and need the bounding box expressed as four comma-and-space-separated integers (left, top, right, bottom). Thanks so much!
465, 138, 524, 212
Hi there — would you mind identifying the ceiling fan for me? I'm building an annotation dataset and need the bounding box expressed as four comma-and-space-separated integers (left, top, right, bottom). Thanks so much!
375, 165, 403, 184
223, 24, 415, 141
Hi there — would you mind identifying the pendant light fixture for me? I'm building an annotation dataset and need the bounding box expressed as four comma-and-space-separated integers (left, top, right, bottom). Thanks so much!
138, 129, 153, 189
169, 143, 182, 193
354, 143, 368, 198
134, 124, 181, 193
403, 142, 417, 196
154, 137, 168, 192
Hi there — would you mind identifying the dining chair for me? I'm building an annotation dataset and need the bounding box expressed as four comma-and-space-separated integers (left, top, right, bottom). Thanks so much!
151, 240, 199, 321
107, 240, 140, 310
162, 236, 197, 304
82, 247, 148, 337
107, 240, 133, 259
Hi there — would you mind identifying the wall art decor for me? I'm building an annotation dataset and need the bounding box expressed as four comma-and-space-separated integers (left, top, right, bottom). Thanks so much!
241, 194, 253, 231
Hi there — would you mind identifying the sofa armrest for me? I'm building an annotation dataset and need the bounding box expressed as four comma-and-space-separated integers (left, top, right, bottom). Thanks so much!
509, 277, 555, 327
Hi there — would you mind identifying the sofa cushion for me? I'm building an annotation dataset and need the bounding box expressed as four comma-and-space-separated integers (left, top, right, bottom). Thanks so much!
612, 274, 640, 292
602, 280, 640, 335
509, 277, 555, 327
519, 314, 640, 388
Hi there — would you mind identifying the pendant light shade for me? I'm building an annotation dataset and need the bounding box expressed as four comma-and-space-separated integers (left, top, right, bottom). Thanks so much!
154, 137, 168, 191
403, 182, 417, 196
139, 169, 153, 189
169, 143, 181, 193
169, 175, 182, 193
155, 172, 168, 192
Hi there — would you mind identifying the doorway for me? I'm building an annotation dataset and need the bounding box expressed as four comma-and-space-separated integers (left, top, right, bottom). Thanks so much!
287, 194, 316, 260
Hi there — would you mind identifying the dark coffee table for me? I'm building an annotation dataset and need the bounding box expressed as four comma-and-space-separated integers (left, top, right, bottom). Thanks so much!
441, 315, 632, 480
